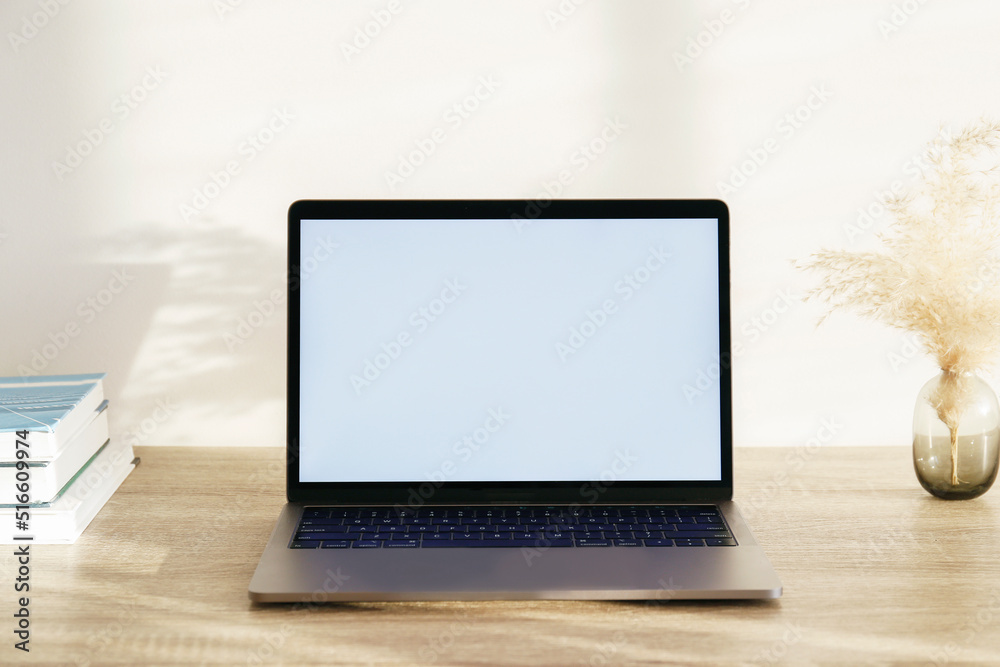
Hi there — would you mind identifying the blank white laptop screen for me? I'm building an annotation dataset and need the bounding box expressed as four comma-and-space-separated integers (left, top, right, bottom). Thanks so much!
298, 217, 722, 483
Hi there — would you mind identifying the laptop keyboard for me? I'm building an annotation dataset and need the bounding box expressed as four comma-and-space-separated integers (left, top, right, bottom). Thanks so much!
290, 505, 736, 549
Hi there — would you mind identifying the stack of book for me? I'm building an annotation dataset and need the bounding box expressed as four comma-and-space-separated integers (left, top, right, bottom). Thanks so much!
0, 373, 137, 544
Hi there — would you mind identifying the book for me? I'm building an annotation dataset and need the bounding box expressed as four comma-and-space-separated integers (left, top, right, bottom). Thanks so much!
0, 373, 106, 458
0, 372, 135, 543
0, 438, 137, 544
0, 400, 109, 502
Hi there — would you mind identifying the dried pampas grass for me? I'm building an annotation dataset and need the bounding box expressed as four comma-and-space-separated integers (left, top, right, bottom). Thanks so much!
800, 119, 1000, 480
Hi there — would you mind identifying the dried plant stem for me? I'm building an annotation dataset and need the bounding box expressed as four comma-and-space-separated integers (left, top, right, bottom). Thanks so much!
932, 369, 971, 485
800, 119, 1000, 480
950, 427, 959, 485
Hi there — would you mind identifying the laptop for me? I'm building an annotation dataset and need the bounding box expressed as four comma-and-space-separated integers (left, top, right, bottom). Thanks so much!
249, 199, 782, 601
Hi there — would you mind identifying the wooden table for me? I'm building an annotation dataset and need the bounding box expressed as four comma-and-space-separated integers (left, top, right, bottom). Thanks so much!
8, 446, 1000, 665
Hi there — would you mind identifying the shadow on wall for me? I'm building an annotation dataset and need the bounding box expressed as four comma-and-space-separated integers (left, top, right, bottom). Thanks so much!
13, 221, 290, 447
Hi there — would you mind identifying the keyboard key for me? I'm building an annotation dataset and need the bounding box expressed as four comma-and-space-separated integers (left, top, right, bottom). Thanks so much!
464, 525, 490, 532
706, 538, 738, 546
520, 538, 572, 547
678, 509, 719, 517
376, 525, 407, 534
636, 524, 666, 533
292, 505, 730, 550
561, 525, 594, 533
300, 518, 344, 526
613, 540, 643, 547
320, 541, 351, 549
647, 508, 676, 517
447, 538, 573, 548
536, 508, 566, 517
297, 525, 346, 533
574, 532, 605, 541
672, 531, 731, 540
423, 540, 492, 547
671, 525, 725, 532
632, 531, 664, 540
347, 525, 377, 533
426, 532, 453, 540
512, 532, 545, 540
296, 532, 352, 541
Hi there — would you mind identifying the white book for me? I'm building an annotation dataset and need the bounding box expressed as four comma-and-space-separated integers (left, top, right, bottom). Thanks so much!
0, 374, 106, 458
0, 439, 137, 544
0, 401, 109, 502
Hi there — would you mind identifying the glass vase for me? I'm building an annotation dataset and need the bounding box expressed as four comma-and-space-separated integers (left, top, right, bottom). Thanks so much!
912, 371, 1000, 500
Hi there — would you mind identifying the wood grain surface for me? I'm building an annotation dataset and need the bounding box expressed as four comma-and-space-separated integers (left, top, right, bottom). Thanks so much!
5, 445, 999, 666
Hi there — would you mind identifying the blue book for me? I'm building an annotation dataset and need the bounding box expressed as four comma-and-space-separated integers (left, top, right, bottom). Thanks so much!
0, 374, 106, 458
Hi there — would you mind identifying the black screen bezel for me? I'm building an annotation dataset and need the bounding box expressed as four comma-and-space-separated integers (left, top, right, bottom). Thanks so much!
287, 199, 733, 505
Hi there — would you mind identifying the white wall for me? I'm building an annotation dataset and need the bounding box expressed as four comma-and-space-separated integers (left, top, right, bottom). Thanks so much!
1, 1, 997, 448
